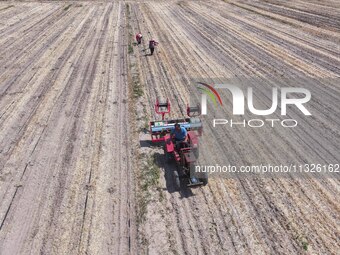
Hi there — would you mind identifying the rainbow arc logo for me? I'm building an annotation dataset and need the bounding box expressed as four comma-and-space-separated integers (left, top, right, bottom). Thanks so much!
197, 82, 223, 108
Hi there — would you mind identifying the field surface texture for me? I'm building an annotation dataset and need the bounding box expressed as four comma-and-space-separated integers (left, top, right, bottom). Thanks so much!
0, 1, 339, 255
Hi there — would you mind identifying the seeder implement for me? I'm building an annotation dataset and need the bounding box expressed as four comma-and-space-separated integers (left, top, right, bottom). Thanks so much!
150, 99, 202, 143
155, 98, 171, 120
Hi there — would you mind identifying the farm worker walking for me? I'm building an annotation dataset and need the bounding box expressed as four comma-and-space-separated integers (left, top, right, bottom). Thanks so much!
149, 39, 159, 55
136, 33, 143, 45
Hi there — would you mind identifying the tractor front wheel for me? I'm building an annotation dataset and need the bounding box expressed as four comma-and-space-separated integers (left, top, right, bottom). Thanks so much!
164, 146, 172, 163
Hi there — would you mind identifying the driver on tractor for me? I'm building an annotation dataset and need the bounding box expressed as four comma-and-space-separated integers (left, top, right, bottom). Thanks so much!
171, 123, 188, 150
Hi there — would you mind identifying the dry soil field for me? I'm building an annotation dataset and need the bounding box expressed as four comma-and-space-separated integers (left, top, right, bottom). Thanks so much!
0, 0, 339, 255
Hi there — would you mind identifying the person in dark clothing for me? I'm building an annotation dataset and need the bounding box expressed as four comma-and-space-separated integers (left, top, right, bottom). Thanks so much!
149, 39, 159, 55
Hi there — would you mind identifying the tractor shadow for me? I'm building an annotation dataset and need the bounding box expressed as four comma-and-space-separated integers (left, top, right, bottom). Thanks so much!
153, 152, 195, 198
139, 140, 152, 148
139, 48, 152, 57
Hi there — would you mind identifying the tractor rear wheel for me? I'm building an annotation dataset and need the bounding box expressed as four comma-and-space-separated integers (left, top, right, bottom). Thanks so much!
173, 170, 180, 190
193, 147, 199, 159
200, 172, 208, 186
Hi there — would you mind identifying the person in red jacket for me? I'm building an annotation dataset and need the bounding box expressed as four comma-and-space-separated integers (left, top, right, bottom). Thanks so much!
136, 33, 143, 45
149, 39, 159, 55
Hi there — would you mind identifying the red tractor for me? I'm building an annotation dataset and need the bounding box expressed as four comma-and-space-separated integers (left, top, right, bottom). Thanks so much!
149, 99, 208, 190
